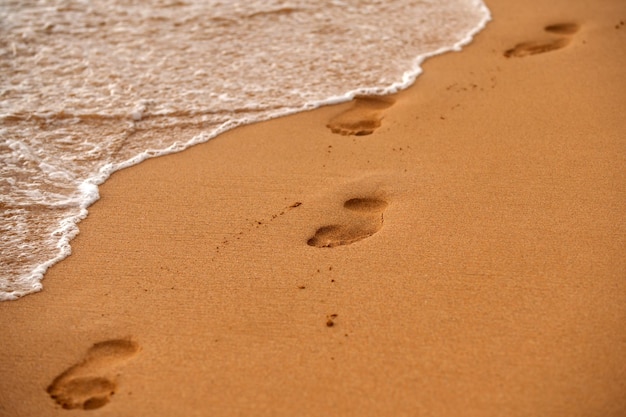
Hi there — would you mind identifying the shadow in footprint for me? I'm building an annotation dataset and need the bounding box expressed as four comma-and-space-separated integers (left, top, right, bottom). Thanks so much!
326, 96, 394, 136
343, 197, 389, 213
47, 339, 140, 410
544, 22, 580, 35
504, 22, 580, 58
307, 197, 388, 248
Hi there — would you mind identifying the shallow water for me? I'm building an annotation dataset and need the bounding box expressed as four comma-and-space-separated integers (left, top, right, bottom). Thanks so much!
0, 0, 490, 300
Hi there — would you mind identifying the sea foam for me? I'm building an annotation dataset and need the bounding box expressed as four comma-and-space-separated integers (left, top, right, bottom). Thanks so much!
0, 0, 490, 300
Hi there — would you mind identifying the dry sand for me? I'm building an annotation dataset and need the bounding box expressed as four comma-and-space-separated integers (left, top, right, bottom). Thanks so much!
1, 0, 625, 416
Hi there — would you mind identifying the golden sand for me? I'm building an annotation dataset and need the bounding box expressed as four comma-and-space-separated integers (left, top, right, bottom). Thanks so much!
1, 0, 625, 415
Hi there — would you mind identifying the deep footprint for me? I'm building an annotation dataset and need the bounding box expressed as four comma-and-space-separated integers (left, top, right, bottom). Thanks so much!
326, 96, 394, 136
307, 197, 388, 248
504, 22, 579, 58
47, 339, 140, 410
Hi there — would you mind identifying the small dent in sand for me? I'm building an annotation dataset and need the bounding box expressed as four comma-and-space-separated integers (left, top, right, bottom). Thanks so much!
47, 339, 140, 410
326, 96, 394, 136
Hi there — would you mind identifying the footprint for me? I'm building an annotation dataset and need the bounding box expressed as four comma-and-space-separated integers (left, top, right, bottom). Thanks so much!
47, 339, 140, 410
326, 96, 394, 136
504, 38, 570, 57
504, 22, 579, 58
307, 197, 388, 248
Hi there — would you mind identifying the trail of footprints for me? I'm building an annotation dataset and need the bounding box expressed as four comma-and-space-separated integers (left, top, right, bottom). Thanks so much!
328, 24, 581, 136
45, 202, 385, 410
307, 197, 388, 248
47, 339, 140, 410
46, 23, 585, 411
45, 200, 385, 410
504, 22, 580, 57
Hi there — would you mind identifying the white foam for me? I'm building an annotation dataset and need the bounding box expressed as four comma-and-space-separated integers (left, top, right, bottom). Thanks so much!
0, 0, 490, 300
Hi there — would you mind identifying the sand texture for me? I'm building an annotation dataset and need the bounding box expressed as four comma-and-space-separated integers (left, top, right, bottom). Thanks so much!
1, 0, 625, 416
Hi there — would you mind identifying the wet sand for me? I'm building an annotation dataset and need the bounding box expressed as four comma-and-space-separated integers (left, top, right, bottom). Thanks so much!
1, 0, 625, 416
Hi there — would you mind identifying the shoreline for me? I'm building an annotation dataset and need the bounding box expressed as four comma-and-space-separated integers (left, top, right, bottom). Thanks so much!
0, 0, 492, 302
1, 0, 625, 415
